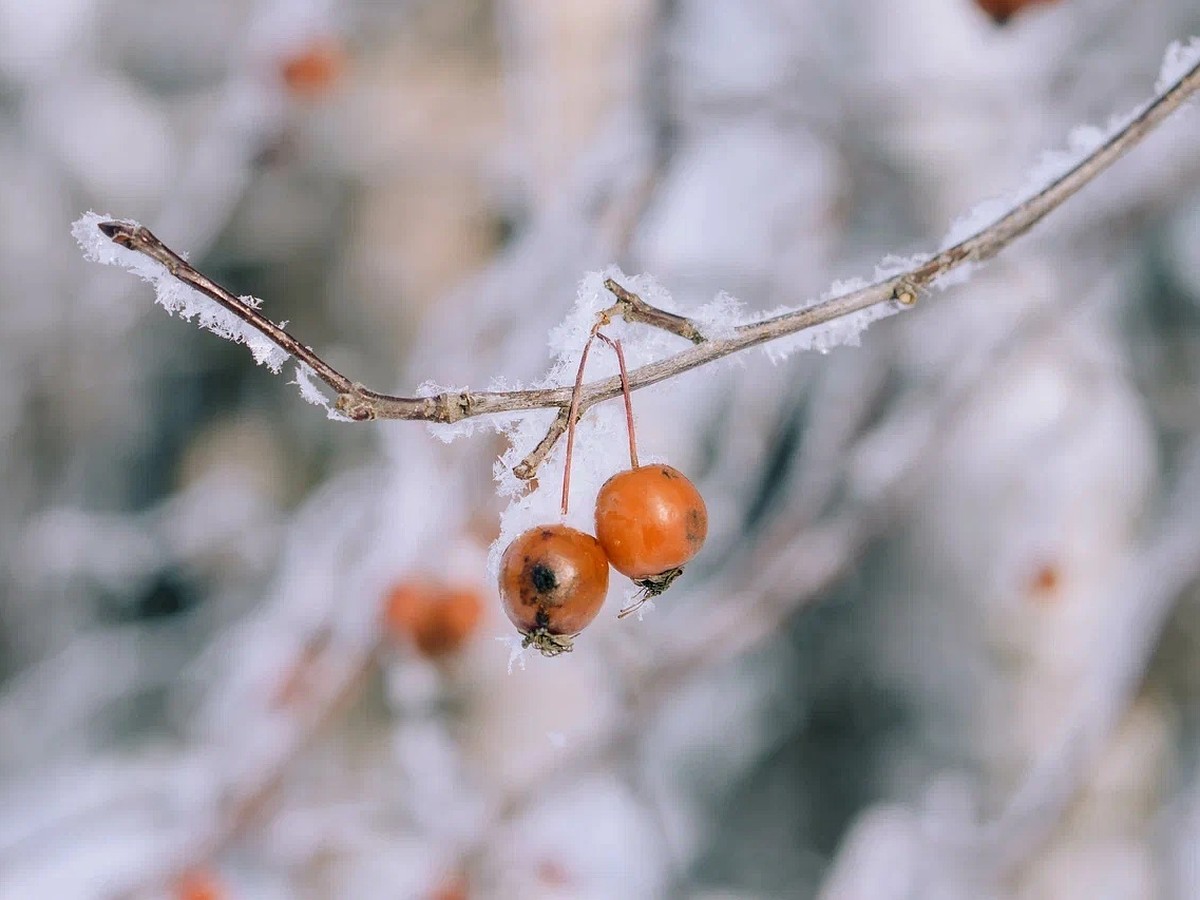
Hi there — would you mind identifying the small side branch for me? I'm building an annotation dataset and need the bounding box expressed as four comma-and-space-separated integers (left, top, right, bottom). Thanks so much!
602, 277, 706, 343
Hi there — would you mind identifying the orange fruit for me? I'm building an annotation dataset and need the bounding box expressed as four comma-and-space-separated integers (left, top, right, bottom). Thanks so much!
498, 525, 609, 656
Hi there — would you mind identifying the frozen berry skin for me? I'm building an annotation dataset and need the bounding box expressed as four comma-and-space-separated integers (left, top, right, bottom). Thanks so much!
594, 464, 708, 583
498, 525, 610, 656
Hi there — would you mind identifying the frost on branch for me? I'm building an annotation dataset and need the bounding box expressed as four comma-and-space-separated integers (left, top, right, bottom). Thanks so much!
691, 291, 745, 341
290, 364, 351, 421
944, 35, 1199, 250
72, 212, 290, 372
1157, 37, 1200, 94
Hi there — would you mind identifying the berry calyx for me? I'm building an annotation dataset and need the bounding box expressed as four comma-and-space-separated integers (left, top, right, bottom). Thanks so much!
594, 463, 708, 608
498, 525, 609, 656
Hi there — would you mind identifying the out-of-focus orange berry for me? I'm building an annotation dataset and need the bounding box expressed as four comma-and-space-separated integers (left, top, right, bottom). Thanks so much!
536, 859, 572, 887
280, 38, 346, 99
428, 873, 468, 900
383, 579, 484, 658
974, 0, 1061, 25
1027, 562, 1062, 603
174, 867, 226, 900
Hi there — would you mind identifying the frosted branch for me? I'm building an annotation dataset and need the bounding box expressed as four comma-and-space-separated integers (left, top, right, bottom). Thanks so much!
75, 48, 1200, 480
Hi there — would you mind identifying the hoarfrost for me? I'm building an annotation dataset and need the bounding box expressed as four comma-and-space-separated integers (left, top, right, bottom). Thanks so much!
940, 113, 1134, 249
290, 364, 351, 421
693, 291, 746, 340
1156, 37, 1200, 94
72, 212, 289, 371
496, 634, 530, 673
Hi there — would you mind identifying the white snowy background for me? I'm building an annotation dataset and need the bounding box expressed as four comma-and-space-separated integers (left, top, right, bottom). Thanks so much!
3, 0, 1200, 897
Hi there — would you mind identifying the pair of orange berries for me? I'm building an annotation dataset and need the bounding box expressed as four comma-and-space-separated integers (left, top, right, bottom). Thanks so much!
497, 328, 709, 656
498, 462, 708, 655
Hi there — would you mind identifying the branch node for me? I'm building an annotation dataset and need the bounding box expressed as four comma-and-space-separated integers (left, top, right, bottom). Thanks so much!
456, 391, 473, 419
892, 278, 921, 307
336, 388, 378, 421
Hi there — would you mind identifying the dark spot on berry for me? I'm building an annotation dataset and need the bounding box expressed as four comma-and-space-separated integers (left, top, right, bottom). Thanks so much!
661, 467, 676, 479
685, 508, 704, 545
536, 609, 550, 629
530, 563, 557, 594
540, 529, 553, 539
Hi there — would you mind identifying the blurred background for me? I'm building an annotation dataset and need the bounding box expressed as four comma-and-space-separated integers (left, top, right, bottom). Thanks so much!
2, 0, 1200, 897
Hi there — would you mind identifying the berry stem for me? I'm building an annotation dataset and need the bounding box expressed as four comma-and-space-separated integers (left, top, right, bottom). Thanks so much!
596, 333, 639, 469
561, 327, 601, 516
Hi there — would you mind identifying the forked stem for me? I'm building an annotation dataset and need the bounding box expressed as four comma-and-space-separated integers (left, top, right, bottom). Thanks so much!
561, 329, 644, 515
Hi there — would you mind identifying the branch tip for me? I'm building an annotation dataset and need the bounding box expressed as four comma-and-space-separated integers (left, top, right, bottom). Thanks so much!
97, 220, 125, 239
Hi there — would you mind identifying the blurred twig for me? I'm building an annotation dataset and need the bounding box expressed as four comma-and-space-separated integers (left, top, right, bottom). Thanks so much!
85, 57, 1200, 461
109, 637, 383, 900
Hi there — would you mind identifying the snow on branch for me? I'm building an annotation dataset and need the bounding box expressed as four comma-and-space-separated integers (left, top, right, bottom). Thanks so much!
72, 212, 289, 373
73, 41, 1200, 479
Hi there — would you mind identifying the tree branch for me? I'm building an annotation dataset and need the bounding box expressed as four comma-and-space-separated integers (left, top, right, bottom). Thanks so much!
87, 57, 1200, 469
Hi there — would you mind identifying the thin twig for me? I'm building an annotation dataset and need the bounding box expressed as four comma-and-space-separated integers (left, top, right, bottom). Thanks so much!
92, 59, 1200, 461
98, 222, 354, 397
512, 409, 570, 480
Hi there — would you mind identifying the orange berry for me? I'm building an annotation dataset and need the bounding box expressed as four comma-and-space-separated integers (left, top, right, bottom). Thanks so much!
280, 38, 345, 99
537, 859, 571, 887
383, 580, 484, 658
1027, 562, 1062, 605
974, 0, 1059, 25
498, 525, 609, 656
594, 464, 707, 591
428, 874, 469, 900
174, 868, 226, 900
423, 587, 485, 657
383, 580, 426, 633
